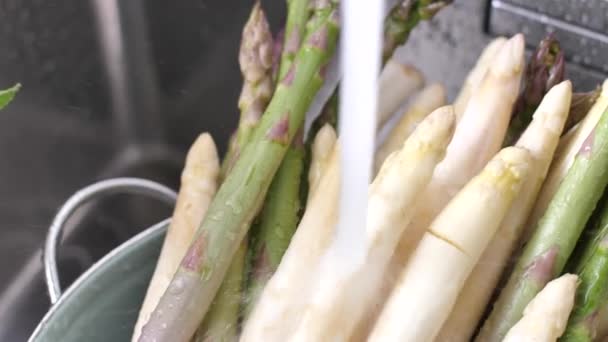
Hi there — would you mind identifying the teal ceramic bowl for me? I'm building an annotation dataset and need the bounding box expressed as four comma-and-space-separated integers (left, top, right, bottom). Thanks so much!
29, 219, 169, 342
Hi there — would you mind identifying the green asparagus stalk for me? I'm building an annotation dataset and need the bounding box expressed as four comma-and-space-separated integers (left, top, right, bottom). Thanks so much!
383, 0, 452, 64
278, 0, 311, 80
242, 0, 311, 315
0, 83, 20, 110
245, 130, 305, 315
138, 2, 339, 340
476, 105, 608, 342
561, 198, 608, 341
195, 4, 275, 341
503, 34, 565, 146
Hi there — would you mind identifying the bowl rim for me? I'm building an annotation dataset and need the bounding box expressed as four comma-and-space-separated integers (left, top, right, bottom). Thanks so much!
28, 218, 170, 342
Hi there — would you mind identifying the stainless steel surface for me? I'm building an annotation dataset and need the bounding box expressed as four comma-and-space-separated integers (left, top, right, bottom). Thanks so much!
0, 0, 606, 340
44, 178, 176, 304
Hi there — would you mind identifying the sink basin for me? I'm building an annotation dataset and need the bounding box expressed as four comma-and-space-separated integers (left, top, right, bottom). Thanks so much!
0, 0, 605, 341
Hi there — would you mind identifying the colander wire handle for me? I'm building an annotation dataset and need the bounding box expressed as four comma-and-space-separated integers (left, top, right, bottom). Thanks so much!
43, 177, 177, 304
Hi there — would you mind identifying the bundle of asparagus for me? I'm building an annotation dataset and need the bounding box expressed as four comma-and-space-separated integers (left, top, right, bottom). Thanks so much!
121, 1, 608, 341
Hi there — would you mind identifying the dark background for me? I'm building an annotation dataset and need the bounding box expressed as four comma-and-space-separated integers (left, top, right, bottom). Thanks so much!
0, 0, 605, 340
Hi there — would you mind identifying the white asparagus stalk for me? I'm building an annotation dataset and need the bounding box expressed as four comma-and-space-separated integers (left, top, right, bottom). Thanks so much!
386, 33, 525, 293
523, 79, 608, 242
289, 107, 456, 342
369, 146, 532, 342
374, 83, 446, 173
131, 133, 219, 341
308, 123, 337, 203
376, 59, 425, 129
240, 144, 340, 342
502, 274, 578, 342
436, 81, 573, 342
453, 37, 507, 119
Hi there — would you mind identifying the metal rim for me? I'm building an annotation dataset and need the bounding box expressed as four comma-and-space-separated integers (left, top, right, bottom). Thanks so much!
30, 219, 170, 342
43, 178, 177, 304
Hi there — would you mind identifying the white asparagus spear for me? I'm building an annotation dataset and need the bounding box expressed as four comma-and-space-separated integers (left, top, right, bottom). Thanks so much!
453, 37, 507, 119
369, 146, 532, 342
374, 83, 446, 173
240, 144, 340, 342
436, 81, 573, 342
308, 123, 337, 203
131, 133, 219, 341
385, 33, 525, 297
502, 274, 578, 342
376, 59, 425, 129
289, 107, 456, 342
523, 79, 608, 242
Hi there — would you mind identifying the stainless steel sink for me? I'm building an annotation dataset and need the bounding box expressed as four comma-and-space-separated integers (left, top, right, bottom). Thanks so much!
0, 0, 605, 340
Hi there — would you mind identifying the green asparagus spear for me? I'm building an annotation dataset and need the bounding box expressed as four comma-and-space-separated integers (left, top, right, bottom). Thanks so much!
503, 34, 565, 146
244, 130, 305, 315
138, 2, 339, 340
278, 0, 311, 80
195, 4, 275, 341
241, 0, 311, 314
561, 198, 608, 341
476, 105, 608, 342
219, 2, 274, 178
0, 83, 20, 110
383, 0, 452, 64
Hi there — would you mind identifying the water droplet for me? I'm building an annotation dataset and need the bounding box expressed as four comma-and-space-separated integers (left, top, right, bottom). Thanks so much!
581, 38, 588, 46
565, 14, 572, 21
581, 13, 589, 24
161, 323, 168, 330
573, 54, 582, 63
169, 278, 185, 295
584, 57, 591, 64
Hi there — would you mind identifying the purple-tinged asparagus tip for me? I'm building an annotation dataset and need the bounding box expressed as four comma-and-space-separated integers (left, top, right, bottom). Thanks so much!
266, 114, 290, 144
285, 27, 301, 55
524, 245, 559, 285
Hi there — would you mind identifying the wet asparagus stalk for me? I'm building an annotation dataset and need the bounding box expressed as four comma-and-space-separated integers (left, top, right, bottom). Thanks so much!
241, 144, 340, 342
277, 0, 311, 80
369, 146, 532, 342
289, 107, 456, 342
219, 3, 274, 177
194, 4, 274, 341
561, 198, 608, 341
503, 34, 565, 146
244, 130, 305, 315
242, 0, 312, 314
477, 104, 608, 342
436, 81, 572, 342
523, 80, 608, 244
0, 83, 20, 110
132, 134, 220, 342
138, 1, 339, 340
